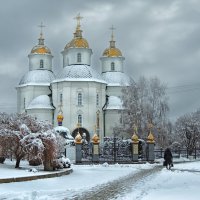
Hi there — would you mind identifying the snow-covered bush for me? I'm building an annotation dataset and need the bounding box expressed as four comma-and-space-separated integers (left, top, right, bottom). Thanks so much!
53, 156, 71, 170
0, 113, 59, 171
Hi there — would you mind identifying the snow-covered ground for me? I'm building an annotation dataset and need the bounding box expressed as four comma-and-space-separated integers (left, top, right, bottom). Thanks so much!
0, 159, 200, 200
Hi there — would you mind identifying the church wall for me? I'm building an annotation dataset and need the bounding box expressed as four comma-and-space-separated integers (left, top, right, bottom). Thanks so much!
52, 81, 106, 140
26, 109, 53, 123
104, 110, 122, 137
62, 48, 92, 67
28, 54, 53, 71
17, 85, 51, 113
101, 57, 124, 73
106, 86, 123, 97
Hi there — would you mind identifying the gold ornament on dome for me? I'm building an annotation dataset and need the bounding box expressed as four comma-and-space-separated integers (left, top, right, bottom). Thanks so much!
147, 131, 155, 144
92, 133, 100, 144
75, 132, 82, 144
131, 132, 139, 144
57, 113, 64, 123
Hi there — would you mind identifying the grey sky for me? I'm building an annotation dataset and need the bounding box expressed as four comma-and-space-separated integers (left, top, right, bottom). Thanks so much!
0, 0, 200, 121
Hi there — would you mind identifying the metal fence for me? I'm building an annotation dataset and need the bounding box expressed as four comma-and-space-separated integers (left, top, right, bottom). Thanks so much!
154, 148, 200, 160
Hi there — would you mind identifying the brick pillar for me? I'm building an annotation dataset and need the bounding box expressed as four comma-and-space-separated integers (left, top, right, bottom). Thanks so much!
146, 131, 155, 162
92, 133, 100, 162
131, 131, 139, 162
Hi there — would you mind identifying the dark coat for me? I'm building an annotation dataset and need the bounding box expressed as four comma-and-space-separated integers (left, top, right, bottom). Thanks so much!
164, 148, 173, 164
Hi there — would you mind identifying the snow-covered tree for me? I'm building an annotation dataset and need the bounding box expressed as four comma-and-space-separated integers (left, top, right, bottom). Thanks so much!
118, 77, 169, 144
0, 112, 59, 170
174, 110, 200, 155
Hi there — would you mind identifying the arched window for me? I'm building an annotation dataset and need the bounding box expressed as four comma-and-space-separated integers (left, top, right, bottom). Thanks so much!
78, 114, 82, 126
60, 93, 63, 105
111, 62, 115, 71
77, 53, 81, 63
23, 98, 26, 109
40, 59, 44, 68
78, 93, 82, 106
96, 94, 99, 106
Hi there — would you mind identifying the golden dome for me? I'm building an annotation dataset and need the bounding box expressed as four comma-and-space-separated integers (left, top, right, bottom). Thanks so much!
65, 38, 89, 49
103, 47, 122, 57
31, 46, 51, 54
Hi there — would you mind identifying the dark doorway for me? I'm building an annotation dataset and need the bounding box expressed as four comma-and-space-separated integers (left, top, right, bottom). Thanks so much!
72, 127, 90, 142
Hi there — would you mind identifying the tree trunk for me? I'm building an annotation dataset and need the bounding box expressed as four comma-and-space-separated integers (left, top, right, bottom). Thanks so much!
15, 158, 21, 168
43, 158, 53, 171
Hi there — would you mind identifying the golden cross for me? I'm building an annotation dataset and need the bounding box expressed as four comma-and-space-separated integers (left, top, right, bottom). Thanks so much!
74, 13, 83, 27
38, 22, 45, 36
110, 25, 116, 41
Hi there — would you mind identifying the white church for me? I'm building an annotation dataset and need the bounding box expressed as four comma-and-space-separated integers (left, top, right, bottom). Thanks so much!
16, 15, 132, 141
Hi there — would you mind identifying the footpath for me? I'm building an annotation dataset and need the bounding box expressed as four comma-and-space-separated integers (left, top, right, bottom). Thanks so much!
72, 165, 163, 200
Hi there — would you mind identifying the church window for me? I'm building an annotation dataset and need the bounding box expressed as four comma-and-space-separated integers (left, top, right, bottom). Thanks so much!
77, 53, 81, 63
60, 94, 63, 105
111, 62, 115, 71
23, 98, 26, 109
96, 94, 99, 106
78, 114, 82, 126
78, 93, 82, 106
40, 59, 44, 68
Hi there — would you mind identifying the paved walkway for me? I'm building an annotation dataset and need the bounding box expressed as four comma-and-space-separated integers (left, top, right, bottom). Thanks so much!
69, 165, 163, 200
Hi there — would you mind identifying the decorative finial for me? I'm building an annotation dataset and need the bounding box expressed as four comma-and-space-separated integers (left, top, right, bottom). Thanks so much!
109, 25, 116, 48
74, 13, 83, 29
110, 25, 115, 41
38, 22, 45, 45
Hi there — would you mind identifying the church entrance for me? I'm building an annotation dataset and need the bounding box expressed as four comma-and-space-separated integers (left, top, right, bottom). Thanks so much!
72, 127, 90, 142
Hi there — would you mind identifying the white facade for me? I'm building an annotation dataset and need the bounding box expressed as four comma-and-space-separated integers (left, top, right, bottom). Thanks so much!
16, 19, 132, 140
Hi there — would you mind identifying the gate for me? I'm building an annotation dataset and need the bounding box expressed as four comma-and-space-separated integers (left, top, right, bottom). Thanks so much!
80, 137, 146, 163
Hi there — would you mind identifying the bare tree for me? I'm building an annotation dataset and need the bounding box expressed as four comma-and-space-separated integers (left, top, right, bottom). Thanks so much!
119, 77, 169, 145
174, 110, 200, 155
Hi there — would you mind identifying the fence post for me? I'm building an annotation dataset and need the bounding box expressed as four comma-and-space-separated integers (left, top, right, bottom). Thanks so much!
75, 132, 82, 163
146, 129, 155, 162
131, 130, 139, 162
92, 133, 100, 162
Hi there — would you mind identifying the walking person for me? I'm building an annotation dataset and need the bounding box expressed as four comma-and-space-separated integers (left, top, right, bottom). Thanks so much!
163, 148, 173, 169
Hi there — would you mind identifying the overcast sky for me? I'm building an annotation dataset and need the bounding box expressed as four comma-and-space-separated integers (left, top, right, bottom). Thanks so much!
0, 0, 200, 121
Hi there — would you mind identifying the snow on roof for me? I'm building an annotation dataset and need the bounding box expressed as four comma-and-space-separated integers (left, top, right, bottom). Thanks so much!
106, 96, 123, 110
102, 71, 132, 86
18, 69, 55, 86
26, 95, 54, 110
53, 65, 106, 84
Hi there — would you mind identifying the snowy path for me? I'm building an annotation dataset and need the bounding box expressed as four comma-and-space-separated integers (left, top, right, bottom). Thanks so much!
72, 165, 163, 200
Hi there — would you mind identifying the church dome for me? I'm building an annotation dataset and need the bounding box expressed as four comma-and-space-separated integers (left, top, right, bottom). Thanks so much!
55, 65, 106, 83
31, 45, 51, 54
65, 38, 89, 49
26, 95, 54, 110
64, 14, 89, 50
102, 26, 123, 57
102, 71, 132, 86
19, 70, 55, 86
102, 47, 122, 57
30, 24, 52, 55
